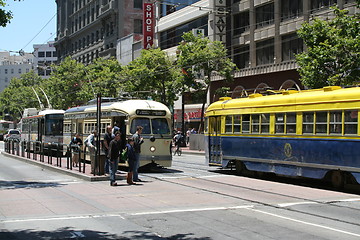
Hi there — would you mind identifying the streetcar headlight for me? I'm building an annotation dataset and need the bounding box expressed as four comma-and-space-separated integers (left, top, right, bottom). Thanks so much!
150, 146, 156, 152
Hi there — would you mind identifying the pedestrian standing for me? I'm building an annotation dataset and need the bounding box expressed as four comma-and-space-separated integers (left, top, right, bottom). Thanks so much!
70, 133, 82, 167
125, 138, 136, 185
103, 125, 113, 175
132, 126, 144, 182
107, 132, 122, 186
85, 129, 97, 174
186, 128, 191, 146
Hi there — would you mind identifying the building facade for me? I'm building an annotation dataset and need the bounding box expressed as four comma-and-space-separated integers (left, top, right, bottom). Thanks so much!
55, 0, 144, 64
156, 0, 358, 131
0, 52, 33, 93
33, 41, 57, 78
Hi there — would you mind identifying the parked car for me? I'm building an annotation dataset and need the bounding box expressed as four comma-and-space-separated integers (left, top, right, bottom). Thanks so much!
4, 129, 21, 142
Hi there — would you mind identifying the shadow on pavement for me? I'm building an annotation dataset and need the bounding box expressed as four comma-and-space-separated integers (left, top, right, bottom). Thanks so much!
0, 180, 65, 190
0, 228, 212, 240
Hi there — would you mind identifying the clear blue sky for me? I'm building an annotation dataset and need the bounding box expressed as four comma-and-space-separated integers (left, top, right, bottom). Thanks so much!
0, 0, 57, 54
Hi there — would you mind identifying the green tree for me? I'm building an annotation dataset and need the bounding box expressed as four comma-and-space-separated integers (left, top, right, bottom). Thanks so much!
123, 48, 183, 108
176, 32, 237, 132
0, 0, 17, 27
82, 58, 123, 101
43, 57, 124, 109
42, 57, 86, 109
296, 1, 360, 88
0, 71, 44, 120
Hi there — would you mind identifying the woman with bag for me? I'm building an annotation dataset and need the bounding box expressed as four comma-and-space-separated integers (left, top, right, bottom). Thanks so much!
125, 138, 136, 185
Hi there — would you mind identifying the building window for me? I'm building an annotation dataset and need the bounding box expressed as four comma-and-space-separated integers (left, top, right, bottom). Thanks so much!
46, 51, 52, 57
160, 16, 208, 49
160, 0, 200, 17
233, 11, 249, 35
282, 33, 303, 61
256, 38, 274, 65
5, 69, 7, 74
18, 69, 22, 74
11, 69, 14, 74
53, 51, 57, 57
256, 3, 274, 28
134, 19, 143, 34
134, 0, 142, 9
311, 0, 337, 12
234, 45, 250, 69
281, 0, 303, 21
38, 51, 45, 57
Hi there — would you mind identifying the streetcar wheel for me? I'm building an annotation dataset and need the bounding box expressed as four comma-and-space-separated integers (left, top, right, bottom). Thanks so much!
235, 161, 245, 175
331, 170, 344, 189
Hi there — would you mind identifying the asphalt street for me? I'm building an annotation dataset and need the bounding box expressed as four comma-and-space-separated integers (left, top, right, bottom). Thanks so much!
1, 143, 360, 240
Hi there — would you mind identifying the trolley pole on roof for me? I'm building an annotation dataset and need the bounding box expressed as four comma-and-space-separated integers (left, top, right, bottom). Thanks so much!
96, 93, 101, 175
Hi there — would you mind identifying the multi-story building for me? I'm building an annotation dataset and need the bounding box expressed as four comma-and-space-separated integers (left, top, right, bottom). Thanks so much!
55, 0, 143, 64
0, 52, 33, 92
33, 41, 57, 78
156, 0, 358, 131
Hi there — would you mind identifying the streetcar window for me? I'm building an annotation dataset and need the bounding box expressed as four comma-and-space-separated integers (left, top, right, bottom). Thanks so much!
303, 112, 314, 134
315, 112, 327, 134
234, 115, 241, 133
286, 112, 296, 134
209, 117, 216, 134
225, 115, 233, 133
344, 110, 358, 135
251, 114, 260, 133
130, 118, 151, 134
329, 111, 342, 135
242, 114, 250, 133
275, 113, 285, 134
152, 118, 170, 134
31, 120, 37, 133
261, 114, 270, 134
45, 115, 63, 135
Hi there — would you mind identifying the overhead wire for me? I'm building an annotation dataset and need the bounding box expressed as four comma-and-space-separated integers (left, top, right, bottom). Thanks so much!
20, 13, 57, 53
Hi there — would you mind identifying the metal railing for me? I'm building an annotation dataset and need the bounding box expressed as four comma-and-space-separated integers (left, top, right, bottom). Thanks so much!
4, 139, 106, 176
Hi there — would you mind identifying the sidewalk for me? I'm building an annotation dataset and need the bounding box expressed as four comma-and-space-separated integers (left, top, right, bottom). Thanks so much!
1, 147, 204, 182
1, 151, 119, 182
181, 146, 205, 155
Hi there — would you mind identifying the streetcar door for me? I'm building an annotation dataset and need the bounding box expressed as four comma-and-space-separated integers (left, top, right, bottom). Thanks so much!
209, 116, 222, 165
38, 118, 44, 142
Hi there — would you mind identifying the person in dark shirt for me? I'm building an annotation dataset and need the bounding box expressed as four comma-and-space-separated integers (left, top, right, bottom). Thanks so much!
132, 126, 144, 182
103, 125, 113, 175
107, 132, 122, 186
70, 133, 82, 167
125, 138, 136, 185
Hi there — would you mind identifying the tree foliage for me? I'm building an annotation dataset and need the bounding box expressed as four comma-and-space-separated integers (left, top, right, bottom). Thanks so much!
123, 48, 183, 108
0, 71, 44, 118
42, 57, 86, 109
0, 0, 15, 27
296, 1, 360, 88
176, 32, 237, 132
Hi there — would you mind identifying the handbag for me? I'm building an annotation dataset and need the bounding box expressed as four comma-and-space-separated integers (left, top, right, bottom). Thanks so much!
120, 148, 128, 162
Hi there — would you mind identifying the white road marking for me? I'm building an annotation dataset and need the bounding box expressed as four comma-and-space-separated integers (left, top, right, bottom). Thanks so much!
250, 208, 360, 237
1, 213, 125, 223
279, 198, 360, 207
325, 198, 360, 203
278, 202, 318, 207
130, 205, 254, 216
